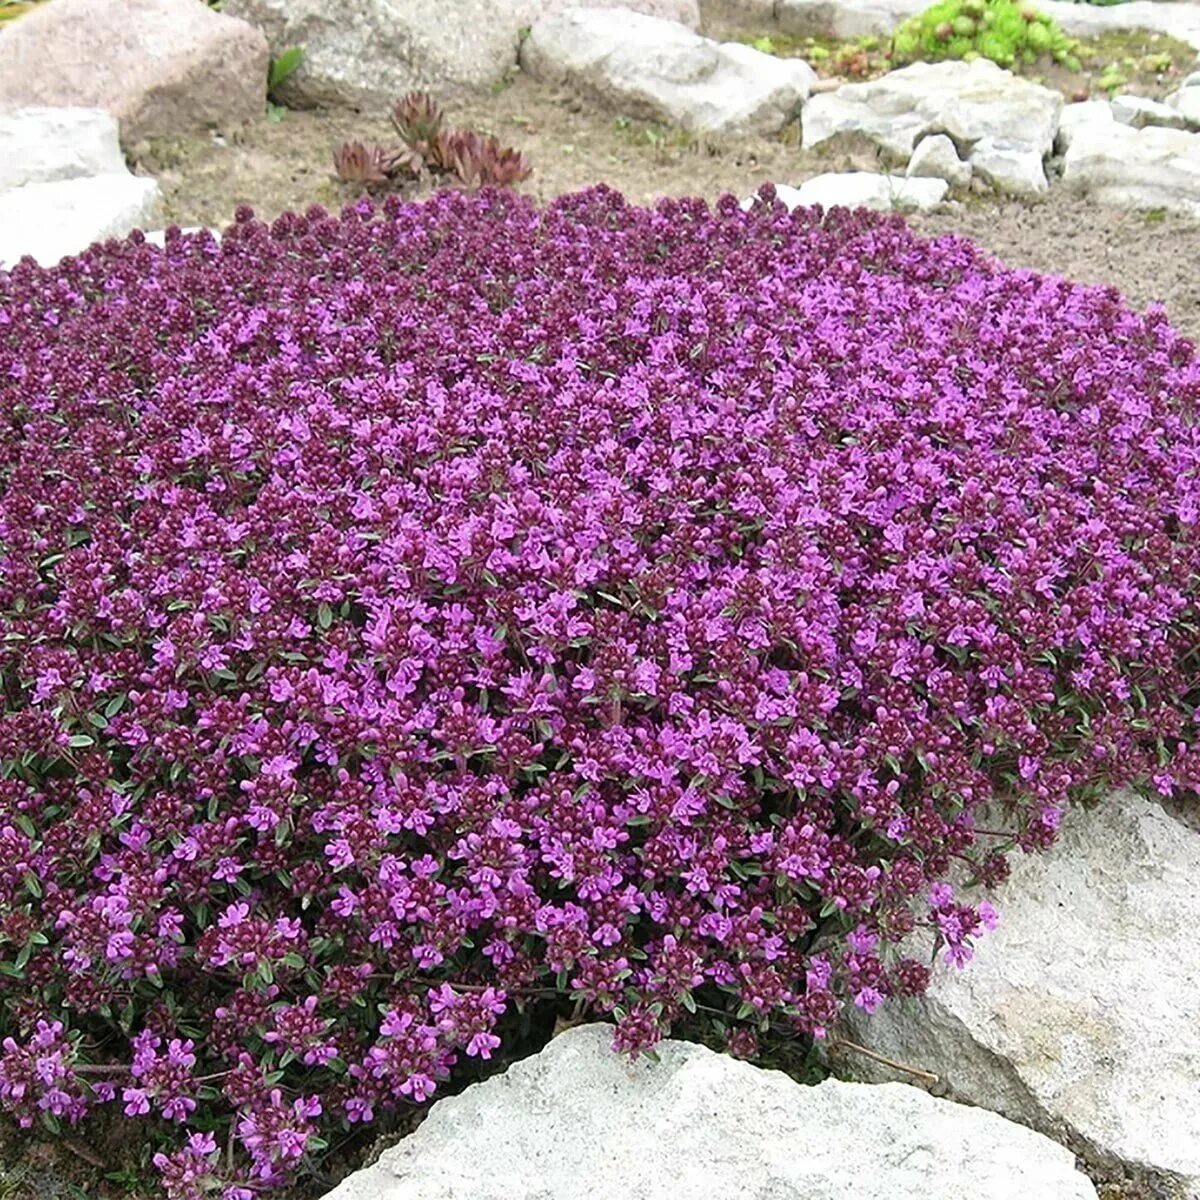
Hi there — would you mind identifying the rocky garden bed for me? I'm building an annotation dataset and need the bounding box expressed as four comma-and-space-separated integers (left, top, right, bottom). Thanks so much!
0, 1, 1198, 1199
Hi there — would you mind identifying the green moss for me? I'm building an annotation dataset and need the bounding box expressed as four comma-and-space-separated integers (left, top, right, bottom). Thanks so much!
1073, 29, 1197, 73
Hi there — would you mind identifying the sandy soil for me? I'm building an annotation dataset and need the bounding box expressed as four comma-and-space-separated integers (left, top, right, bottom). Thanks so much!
136, 72, 1200, 342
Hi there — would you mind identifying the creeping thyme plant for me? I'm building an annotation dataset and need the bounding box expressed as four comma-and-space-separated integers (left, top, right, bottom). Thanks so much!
0, 186, 1198, 1194
892, 0, 1081, 69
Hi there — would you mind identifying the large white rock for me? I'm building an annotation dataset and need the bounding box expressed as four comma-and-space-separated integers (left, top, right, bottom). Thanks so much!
763, 0, 1200, 52
0, 107, 126, 192
1038, 0, 1200, 51
0, 174, 161, 269
802, 59, 1062, 189
1062, 111, 1200, 216
1055, 99, 1117, 152
1167, 87, 1200, 130
0, 0, 269, 146
325, 1024, 1099, 1200
906, 133, 972, 187
839, 792, 1200, 1198
520, 7, 815, 135
969, 135, 1050, 195
1111, 93, 1193, 132
223, 0, 526, 105
222, 0, 701, 108
793, 170, 949, 211
776, 0, 924, 38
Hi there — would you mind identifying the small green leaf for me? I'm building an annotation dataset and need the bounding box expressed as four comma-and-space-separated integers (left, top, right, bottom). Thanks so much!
268, 45, 304, 93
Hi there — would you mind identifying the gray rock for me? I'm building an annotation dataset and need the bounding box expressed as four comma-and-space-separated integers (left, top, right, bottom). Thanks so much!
539, 0, 702, 25
794, 170, 948, 211
1184, 71, 1200, 89
1112, 92, 1194, 131
1055, 99, 1115, 152
221, 0, 702, 109
223, 0, 525, 106
969, 135, 1049, 195
1062, 118, 1200, 216
699, 0, 776, 23
520, 8, 814, 136
0, 174, 161, 269
1166, 87, 1200, 130
802, 93, 927, 161
906, 133, 972, 187
0, 0, 269, 147
0, 107, 126, 192
1038, 0, 1200, 51
325, 1023, 1098, 1200
839, 792, 1200, 1198
753, 0, 1200, 52
802, 60, 1062, 173
776, 0, 925, 39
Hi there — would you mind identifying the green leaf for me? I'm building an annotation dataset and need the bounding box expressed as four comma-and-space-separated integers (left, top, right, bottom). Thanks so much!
68, 734, 95, 748
317, 602, 333, 630
268, 45, 304, 93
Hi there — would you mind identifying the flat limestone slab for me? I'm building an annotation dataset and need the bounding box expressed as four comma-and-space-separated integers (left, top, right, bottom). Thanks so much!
324, 1024, 1098, 1200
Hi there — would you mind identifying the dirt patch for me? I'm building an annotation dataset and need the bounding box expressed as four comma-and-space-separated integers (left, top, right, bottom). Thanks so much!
912, 195, 1200, 338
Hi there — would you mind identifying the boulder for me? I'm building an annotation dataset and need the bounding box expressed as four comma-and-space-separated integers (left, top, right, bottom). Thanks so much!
802, 60, 1062, 192
0, 107, 126, 192
1111, 93, 1193, 132
0, 0, 269, 147
803, 92, 928, 161
0, 174, 161, 269
760, 0, 1200, 52
222, 0, 524, 106
1166, 87, 1200, 130
838, 792, 1200, 1198
520, 8, 815, 136
969, 136, 1049, 195
906, 133, 972, 187
325, 1024, 1098, 1200
1061, 108, 1200, 216
1055, 99, 1116, 152
791, 170, 949, 211
699, 0, 776, 24
537, 0, 701, 26
1038, 0, 1200, 52
776, 0, 925, 39
221, 0, 701, 109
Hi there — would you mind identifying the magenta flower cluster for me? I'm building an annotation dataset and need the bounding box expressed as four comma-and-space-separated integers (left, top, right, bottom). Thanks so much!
0, 184, 1197, 1193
